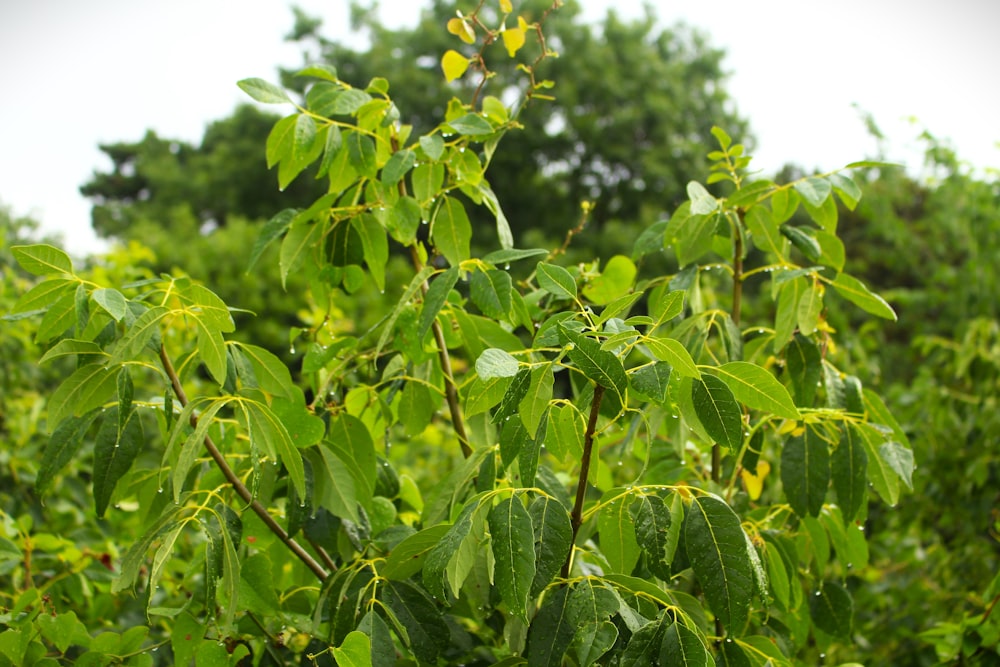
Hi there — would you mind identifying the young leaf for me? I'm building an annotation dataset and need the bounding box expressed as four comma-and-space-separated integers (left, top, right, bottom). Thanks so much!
796, 281, 824, 336
11, 244, 74, 276
422, 501, 477, 599
582, 255, 636, 305
684, 495, 754, 633
332, 631, 373, 667
831, 273, 897, 320
854, 423, 901, 506
780, 428, 830, 518
489, 496, 537, 620
879, 441, 915, 490
691, 375, 743, 450
244, 400, 306, 499
713, 361, 801, 420
545, 403, 584, 461
687, 181, 719, 215
232, 343, 296, 399
448, 113, 494, 136
92, 288, 127, 322
237, 77, 292, 104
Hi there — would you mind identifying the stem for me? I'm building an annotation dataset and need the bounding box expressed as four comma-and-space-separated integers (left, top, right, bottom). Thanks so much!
158, 345, 330, 581
562, 384, 605, 577
713, 211, 746, 486
408, 246, 472, 458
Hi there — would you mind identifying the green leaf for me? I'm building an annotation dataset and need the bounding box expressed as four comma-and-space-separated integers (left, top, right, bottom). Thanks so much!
524, 586, 575, 667
357, 611, 395, 667
11, 244, 73, 275
233, 343, 296, 399
353, 214, 389, 292
582, 255, 636, 305
573, 621, 619, 667
659, 622, 710, 666
244, 400, 306, 499
879, 441, 914, 490
536, 262, 577, 300
519, 364, 554, 437
598, 490, 639, 575
483, 248, 548, 265
529, 497, 573, 596
560, 325, 629, 402
272, 395, 325, 447
326, 413, 376, 502
489, 496, 536, 620
630, 363, 672, 403
691, 375, 743, 450
470, 268, 513, 320
410, 163, 444, 203
786, 334, 822, 406
382, 149, 416, 185
854, 423, 900, 506
828, 172, 862, 210
476, 348, 520, 380
781, 225, 822, 262
544, 404, 584, 461
419, 134, 445, 160
34, 289, 77, 343
620, 613, 667, 664
311, 446, 359, 522
37, 413, 98, 495
465, 374, 513, 417
687, 181, 719, 215
397, 381, 434, 437
91, 288, 127, 321
431, 196, 472, 267
419, 267, 459, 338
770, 187, 799, 223
195, 319, 227, 385
237, 77, 292, 104
815, 230, 846, 270
644, 336, 701, 378
381, 580, 449, 663
809, 581, 853, 639
831, 273, 897, 320
793, 176, 831, 207
92, 409, 144, 517
346, 132, 378, 178
332, 632, 373, 667
744, 206, 785, 259
832, 425, 868, 522
803, 192, 839, 232
12, 277, 74, 314
713, 361, 801, 419
49, 364, 119, 429
422, 502, 477, 599
382, 524, 452, 580
773, 277, 805, 351
633, 493, 674, 579
387, 195, 422, 246
279, 220, 325, 287
781, 427, 830, 517
797, 281, 824, 336
448, 113, 494, 136
684, 496, 754, 632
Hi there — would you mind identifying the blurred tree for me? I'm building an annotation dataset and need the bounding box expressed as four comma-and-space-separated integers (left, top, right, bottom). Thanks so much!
285, 0, 750, 250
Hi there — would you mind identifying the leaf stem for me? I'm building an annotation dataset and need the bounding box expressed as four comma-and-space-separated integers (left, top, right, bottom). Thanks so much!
562, 383, 605, 577
158, 345, 330, 581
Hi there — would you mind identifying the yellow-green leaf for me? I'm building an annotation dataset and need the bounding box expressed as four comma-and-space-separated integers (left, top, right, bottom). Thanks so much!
441, 49, 470, 82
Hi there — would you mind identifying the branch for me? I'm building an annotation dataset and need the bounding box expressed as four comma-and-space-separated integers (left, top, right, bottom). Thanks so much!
562, 384, 605, 577
158, 345, 330, 581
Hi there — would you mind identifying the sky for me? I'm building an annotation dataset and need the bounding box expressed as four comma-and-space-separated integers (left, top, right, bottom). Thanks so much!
1, 0, 998, 257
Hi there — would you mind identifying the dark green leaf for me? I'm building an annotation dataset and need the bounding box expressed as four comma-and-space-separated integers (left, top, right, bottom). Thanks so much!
620, 613, 667, 665
744, 206, 785, 259
879, 441, 914, 490
381, 580, 449, 663
809, 581, 853, 639
832, 425, 868, 522
419, 267, 459, 337
660, 622, 710, 666
691, 375, 743, 450
684, 495, 754, 632
529, 497, 573, 596
470, 268, 513, 320
493, 368, 531, 424
780, 427, 830, 517
781, 225, 822, 262
524, 586, 575, 667
382, 524, 452, 580
422, 501, 477, 599
483, 248, 548, 265
785, 334, 822, 406
560, 325, 628, 402
489, 496, 536, 620
357, 611, 395, 667
93, 408, 144, 517
326, 413, 376, 502
37, 413, 98, 495
630, 362, 672, 403
715, 639, 752, 667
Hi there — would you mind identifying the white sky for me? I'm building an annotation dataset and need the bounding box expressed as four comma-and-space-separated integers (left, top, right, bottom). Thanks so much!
1, 1, 998, 257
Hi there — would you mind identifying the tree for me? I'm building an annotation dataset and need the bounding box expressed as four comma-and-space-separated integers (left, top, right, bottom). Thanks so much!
3, 4, 918, 664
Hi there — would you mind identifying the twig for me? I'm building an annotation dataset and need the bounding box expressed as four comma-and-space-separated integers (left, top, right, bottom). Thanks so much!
562, 384, 605, 577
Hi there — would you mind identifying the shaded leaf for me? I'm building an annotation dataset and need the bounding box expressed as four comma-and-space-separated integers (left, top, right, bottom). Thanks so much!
382, 580, 449, 663
93, 408, 144, 517
560, 325, 628, 402
809, 581, 853, 639
489, 496, 536, 620
529, 497, 573, 596
691, 375, 743, 450
431, 196, 472, 267
832, 425, 868, 522
524, 586, 574, 667
781, 428, 830, 517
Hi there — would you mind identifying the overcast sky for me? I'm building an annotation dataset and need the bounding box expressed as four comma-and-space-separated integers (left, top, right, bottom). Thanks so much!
1, 1, 998, 257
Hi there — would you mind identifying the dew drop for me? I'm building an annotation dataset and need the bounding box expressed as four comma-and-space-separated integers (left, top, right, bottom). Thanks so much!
504, 263, 511, 270
157, 488, 164, 494
290, 345, 297, 355
815, 590, 822, 596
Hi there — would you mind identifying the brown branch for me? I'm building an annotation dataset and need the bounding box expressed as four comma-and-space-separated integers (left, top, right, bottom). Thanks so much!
158, 345, 330, 581
562, 384, 605, 577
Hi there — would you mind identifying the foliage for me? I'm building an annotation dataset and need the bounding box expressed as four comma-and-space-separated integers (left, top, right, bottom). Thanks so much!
0, 3, 921, 665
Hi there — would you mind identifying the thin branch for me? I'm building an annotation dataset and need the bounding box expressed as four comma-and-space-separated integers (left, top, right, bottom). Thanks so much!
158, 345, 330, 581
562, 384, 605, 577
